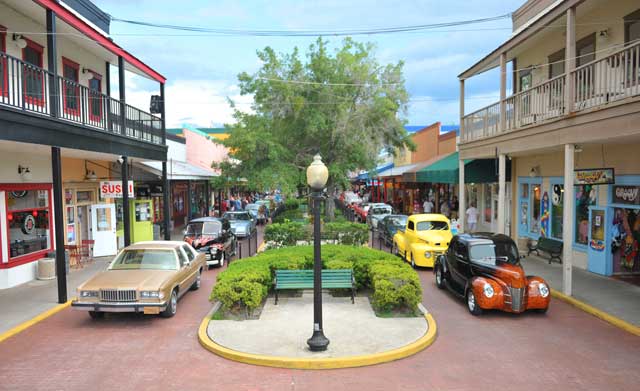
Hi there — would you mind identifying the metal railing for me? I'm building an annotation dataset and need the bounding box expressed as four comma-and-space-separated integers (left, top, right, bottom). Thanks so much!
460, 39, 640, 143
0, 51, 163, 145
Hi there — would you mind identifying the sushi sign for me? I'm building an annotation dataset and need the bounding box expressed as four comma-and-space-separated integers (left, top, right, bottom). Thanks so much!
574, 168, 615, 186
100, 181, 135, 198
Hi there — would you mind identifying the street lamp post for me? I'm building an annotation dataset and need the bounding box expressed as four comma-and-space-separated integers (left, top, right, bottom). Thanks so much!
306, 154, 330, 352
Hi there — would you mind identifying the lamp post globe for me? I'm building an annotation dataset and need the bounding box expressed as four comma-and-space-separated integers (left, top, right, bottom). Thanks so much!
306, 154, 328, 191
306, 154, 330, 352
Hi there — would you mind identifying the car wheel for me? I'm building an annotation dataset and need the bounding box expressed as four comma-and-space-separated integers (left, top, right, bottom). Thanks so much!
535, 307, 548, 314
467, 289, 483, 316
217, 251, 225, 268
88, 311, 104, 320
191, 269, 202, 290
161, 289, 178, 318
392, 243, 399, 257
435, 265, 445, 289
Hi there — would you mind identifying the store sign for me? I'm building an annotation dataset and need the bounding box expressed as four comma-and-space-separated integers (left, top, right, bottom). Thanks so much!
613, 185, 640, 205
574, 168, 615, 186
100, 181, 135, 199
22, 214, 36, 234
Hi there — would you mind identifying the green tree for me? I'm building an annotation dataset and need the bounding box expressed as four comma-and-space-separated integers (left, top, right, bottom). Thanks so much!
217, 37, 413, 219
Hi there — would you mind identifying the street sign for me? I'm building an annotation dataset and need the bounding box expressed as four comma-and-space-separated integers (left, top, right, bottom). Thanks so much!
574, 168, 615, 186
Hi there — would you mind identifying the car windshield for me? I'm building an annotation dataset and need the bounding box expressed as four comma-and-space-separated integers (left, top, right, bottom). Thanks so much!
469, 243, 520, 265
416, 221, 448, 231
185, 221, 221, 236
109, 249, 177, 270
246, 205, 259, 211
224, 213, 250, 221
371, 207, 392, 215
389, 216, 408, 227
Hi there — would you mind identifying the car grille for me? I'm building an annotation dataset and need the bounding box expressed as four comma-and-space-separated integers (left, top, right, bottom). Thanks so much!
100, 289, 137, 302
508, 287, 526, 312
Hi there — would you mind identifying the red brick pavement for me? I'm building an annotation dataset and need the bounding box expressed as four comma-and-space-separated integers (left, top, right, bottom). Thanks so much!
1, 251, 639, 391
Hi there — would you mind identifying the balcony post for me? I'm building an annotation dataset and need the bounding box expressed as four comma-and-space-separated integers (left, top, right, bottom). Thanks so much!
161, 83, 171, 240
459, 79, 465, 141
458, 159, 465, 233
51, 147, 67, 303
46, 9, 58, 118
499, 53, 507, 132
118, 56, 126, 136
497, 153, 506, 234
121, 156, 131, 247
562, 144, 575, 296
564, 7, 576, 114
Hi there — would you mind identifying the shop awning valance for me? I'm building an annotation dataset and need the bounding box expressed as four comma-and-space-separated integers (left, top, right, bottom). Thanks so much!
376, 163, 419, 178
402, 155, 449, 182
138, 160, 219, 181
415, 152, 511, 184
355, 162, 394, 181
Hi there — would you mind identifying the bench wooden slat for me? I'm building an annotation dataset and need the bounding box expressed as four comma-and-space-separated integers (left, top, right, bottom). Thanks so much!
274, 269, 356, 304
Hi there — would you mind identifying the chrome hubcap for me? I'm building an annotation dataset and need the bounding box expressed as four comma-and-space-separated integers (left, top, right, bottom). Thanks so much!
436, 268, 442, 284
171, 293, 177, 314
196, 273, 201, 287
468, 292, 475, 310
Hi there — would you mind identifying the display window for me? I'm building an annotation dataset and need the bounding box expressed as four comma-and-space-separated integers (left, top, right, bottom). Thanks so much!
550, 182, 564, 240
575, 184, 597, 246
2, 184, 53, 265
518, 177, 542, 238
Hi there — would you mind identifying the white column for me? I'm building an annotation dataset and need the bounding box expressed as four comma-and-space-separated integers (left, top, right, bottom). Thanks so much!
565, 7, 576, 115
497, 153, 506, 234
499, 53, 507, 132
562, 144, 575, 295
459, 79, 465, 141
458, 159, 466, 233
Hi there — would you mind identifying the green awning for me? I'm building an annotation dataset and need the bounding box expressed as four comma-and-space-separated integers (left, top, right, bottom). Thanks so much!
415, 152, 510, 184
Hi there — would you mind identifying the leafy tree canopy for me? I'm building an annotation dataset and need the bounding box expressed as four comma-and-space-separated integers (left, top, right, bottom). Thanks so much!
216, 37, 414, 195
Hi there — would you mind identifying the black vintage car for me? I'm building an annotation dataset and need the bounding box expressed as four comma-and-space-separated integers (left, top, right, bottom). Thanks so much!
378, 214, 408, 246
183, 217, 237, 268
434, 233, 551, 316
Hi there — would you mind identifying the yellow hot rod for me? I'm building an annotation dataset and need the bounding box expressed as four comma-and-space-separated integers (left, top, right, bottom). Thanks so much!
392, 214, 452, 268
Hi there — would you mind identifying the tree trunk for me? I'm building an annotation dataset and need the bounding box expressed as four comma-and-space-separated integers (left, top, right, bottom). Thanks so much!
325, 183, 336, 222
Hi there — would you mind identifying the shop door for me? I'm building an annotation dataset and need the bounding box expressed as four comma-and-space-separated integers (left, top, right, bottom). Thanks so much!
587, 207, 609, 275
91, 204, 117, 257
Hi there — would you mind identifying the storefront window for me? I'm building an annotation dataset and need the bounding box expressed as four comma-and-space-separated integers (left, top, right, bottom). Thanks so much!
76, 190, 93, 203
483, 185, 492, 223
466, 184, 478, 209
530, 184, 541, 233
66, 206, 76, 243
65, 189, 74, 205
136, 202, 151, 222
7, 189, 51, 259
551, 184, 564, 240
575, 185, 596, 245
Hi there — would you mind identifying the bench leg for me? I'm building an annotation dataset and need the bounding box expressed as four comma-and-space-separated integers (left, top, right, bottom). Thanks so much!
351, 286, 355, 304
275, 290, 278, 305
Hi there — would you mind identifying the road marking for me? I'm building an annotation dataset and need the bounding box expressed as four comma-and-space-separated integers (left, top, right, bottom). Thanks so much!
551, 289, 640, 336
0, 299, 73, 344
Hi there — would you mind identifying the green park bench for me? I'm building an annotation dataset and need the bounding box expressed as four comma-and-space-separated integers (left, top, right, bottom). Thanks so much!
527, 236, 563, 264
274, 269, 355, 305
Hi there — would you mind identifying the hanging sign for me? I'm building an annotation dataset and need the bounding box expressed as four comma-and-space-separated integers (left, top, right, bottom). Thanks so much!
574, 168, 615, 186
100, 181, 135, 199
612, 185, 640, 205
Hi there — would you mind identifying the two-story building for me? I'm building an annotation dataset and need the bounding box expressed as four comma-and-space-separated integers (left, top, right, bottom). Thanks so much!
458, 0, 640, 294
0, 0, 169, 300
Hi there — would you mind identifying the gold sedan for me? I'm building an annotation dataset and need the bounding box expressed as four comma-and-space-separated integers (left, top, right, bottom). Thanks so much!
71, 241, 205, 319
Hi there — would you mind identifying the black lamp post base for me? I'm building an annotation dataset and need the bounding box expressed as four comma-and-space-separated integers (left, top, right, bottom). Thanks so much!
307, 329, 330, 352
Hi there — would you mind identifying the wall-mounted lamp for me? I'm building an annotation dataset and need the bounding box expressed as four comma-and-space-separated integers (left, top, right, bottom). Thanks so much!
598, 29, 609, 39
81, 68, 94, 83
12, 34, 27, 49
85, 170, 97, 181
574, 144, 583, 153
18, 165, 32, 181
117, 156, 125, 165
529, 166, 540, 178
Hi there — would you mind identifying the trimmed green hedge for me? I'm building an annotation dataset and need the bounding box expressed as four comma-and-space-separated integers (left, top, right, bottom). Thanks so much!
210, 245, 422, 315
264, 221, 368, 248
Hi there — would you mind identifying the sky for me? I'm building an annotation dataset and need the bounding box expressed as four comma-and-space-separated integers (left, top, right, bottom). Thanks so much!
94, 0, 522, 128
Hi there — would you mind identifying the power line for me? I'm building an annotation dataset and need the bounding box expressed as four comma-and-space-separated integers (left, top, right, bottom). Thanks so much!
108, 13, 512, 37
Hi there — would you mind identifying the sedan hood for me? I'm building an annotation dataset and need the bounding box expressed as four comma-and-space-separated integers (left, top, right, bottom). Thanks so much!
79, 270, 175, 291
229, 220, 251, 229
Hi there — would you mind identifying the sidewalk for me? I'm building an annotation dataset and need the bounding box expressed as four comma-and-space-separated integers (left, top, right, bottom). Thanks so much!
522, 254, 640, 327
0, 257, 110, 334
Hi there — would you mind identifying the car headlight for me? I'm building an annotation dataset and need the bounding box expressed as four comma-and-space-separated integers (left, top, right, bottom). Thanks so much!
483, 283, 494, 298
79, 290, 98, 298
538, 283, 549, 298
424, 251, 432, 258
140, 291, 164, 299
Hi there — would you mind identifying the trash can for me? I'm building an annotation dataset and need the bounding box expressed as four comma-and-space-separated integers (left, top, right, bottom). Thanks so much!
37, 258, 56, 280
46, 250, 70, 274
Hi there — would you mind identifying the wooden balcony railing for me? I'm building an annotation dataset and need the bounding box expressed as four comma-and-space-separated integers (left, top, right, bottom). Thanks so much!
0, 51, 164, 145
461, 39, 640, 143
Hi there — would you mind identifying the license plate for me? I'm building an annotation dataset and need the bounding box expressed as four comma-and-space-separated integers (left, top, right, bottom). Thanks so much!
143, 307, 160, 315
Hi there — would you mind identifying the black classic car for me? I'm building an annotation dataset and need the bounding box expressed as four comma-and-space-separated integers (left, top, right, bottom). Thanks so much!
378, 214, 408, 246
434, 233, 551, 316
183, 217, 237, 268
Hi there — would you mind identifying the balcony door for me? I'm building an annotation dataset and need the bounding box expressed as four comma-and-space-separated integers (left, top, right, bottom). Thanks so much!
62, 58, 80, 117
624, 9, 640, 87
22, 39, 45, 107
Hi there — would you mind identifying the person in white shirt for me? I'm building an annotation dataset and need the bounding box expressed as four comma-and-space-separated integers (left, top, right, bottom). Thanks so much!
423, 198, 434, 213
466, 202, 479, 232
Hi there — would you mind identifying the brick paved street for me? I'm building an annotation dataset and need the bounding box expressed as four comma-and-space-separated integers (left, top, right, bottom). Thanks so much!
1, 245, 639, 391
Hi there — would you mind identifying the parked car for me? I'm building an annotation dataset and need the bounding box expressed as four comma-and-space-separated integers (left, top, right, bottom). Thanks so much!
71, 241, 205, 319
392, 214, 452, 268
245, 203, 267, 225
183, 217, 237, 268
352, 202, 370, 222
367, 204, 393, 230
378, 214, 408, 246
223, 211, 256, 238
434, 233, 551, 315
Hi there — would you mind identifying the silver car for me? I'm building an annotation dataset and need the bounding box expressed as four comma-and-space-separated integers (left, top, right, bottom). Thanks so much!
222, 211, 256, 238
367, 204, 393, 230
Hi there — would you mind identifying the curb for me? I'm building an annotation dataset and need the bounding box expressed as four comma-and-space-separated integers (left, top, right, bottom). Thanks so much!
257, 242, 266, 253
198, 306, 437, 369
0, 300, 72, 344
551, 289, 640, 337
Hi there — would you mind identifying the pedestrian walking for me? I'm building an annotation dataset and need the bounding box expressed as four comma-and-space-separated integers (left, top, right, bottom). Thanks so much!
466, 202, 479, 232
423, 198, 434, 213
